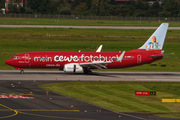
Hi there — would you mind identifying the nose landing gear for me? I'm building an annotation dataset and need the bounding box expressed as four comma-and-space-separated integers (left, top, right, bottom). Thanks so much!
15, 67, 24, 74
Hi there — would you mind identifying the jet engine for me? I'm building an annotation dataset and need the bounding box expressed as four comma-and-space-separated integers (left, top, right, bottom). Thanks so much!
63, 63, 83, 73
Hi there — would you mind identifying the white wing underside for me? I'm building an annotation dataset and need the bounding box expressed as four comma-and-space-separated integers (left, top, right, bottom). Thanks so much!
80, 61, 111, 69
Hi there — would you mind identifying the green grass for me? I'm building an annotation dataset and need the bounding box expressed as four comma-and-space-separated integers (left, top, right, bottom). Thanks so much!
39, 81, 180, 113
155, 114, 180, 119
1, 18, 180, 26
0, 28, 179, 71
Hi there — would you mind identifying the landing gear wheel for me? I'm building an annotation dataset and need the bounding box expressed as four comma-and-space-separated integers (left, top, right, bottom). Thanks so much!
83, 68, 88, 74
88, 70, 92, 75
20, 70, 24, 74
83, 68, 92, 75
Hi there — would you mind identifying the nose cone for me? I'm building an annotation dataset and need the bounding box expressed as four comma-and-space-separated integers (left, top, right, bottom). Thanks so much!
5, 58, 14, 66
5, 59, 10, 65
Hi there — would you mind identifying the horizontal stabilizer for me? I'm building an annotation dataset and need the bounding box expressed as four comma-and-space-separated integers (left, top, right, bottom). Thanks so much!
151, 53, 174, 58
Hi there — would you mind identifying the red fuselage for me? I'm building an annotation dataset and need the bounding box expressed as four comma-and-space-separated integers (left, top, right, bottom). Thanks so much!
5, 49, 163, 70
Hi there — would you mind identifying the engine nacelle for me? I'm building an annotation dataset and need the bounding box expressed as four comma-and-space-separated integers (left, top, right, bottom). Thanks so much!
63, 63, 83, 73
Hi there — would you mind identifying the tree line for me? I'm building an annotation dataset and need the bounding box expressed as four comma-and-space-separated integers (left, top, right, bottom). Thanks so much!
0, 0, 180, 17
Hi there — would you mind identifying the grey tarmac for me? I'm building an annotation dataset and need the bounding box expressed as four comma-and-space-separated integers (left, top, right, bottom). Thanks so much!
0, 25, 180, 30
0, 70, 180, 81
0, 71, 179, 120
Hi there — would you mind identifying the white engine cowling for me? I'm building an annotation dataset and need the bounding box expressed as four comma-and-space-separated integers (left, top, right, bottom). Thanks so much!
63, 63, 83, 73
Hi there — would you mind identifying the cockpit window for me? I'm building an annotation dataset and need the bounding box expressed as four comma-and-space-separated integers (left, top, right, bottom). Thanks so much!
12, 56, 19, 59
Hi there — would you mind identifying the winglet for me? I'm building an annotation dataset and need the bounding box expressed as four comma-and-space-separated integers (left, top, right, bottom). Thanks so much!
139, 23, 169, 50
96, 45, 103, 52
115, 51, 125, 62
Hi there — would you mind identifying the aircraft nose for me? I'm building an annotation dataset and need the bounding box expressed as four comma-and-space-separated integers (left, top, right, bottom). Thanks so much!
5, 59, 9, 65
5, 59, 13, 66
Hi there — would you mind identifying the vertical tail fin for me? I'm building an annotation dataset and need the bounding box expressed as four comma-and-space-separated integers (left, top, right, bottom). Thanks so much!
139, 23, 169, 50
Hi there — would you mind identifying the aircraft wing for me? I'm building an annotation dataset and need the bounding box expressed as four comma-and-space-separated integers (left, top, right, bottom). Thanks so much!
79, 61, 111, 69
79, 51, 125, 69
96, 45, 103, 52
78, 45, 103, 52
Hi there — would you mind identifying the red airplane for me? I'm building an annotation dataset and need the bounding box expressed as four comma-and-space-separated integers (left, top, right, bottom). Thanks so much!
5, 23, 170, 74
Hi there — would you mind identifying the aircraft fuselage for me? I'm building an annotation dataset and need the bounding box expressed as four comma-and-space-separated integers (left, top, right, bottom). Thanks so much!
5, 49, 162, 70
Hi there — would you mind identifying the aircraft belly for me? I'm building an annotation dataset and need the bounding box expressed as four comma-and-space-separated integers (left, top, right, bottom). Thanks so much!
106, 62, 135, 69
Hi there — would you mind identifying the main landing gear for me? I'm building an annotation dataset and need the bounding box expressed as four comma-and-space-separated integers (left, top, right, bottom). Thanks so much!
20, 70, 24, 74
83, 68, 92, 75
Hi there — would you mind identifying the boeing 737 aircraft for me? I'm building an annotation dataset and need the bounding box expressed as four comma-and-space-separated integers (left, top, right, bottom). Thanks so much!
5, 23, 169, 74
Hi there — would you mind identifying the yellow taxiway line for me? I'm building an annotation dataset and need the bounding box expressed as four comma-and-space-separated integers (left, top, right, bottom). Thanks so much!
0, 104, 18, 119
0, 104, 92, 120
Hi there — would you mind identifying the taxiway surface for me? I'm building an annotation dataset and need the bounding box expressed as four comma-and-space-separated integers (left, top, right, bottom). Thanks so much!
0, 70, 179, 120
0, 70, 180, 81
